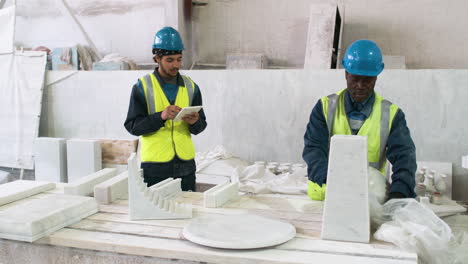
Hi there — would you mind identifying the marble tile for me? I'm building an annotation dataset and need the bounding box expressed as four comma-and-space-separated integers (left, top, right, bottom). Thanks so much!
127, 153, 191, 220
183, 214, 296, 249
64, 168, 117, 196
94, 171, 128, 204
0, 180, 55, 206
67, 139, 102, 183
0, 193, 97, 242
321, 135, 370, 243
34, 137, 67, 183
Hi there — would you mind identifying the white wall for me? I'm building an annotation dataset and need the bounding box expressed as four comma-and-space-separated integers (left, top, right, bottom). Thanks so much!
10, 0, 183, 64
40, 69, 468, 200
7, 0, 468, 69
193, 0, 468, 69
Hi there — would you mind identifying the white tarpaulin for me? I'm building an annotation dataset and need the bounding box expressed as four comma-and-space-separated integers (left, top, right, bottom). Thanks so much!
0, 6, 14, 54
0, 5, 47, 169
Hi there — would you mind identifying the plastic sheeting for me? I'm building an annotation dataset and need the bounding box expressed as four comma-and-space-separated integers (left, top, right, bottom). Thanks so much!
0, 6, 47, 169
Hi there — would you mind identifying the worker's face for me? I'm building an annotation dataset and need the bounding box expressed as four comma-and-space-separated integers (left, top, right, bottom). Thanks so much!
345, 71, 377, 103
155, 54, 182, 78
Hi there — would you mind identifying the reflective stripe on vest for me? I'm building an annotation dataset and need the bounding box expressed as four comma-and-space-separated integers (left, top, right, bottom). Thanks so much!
139, 73, 196, 162
321, 89, 398, 173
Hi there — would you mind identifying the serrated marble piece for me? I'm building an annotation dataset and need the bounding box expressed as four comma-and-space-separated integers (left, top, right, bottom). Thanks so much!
128, 153, 191, 220
67, 139, 102, 183
321, 135, 370, 243
93, 171, 128, 204
0, 180, 56, 206
64, 168, 117, 197
34, 137, 67, 183
204, 182, 239, 208
0, 193, 97, 242
183, 214, 296, 249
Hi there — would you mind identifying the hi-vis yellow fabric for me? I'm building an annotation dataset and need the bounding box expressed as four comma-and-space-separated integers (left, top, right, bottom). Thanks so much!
139, 73, 196, 162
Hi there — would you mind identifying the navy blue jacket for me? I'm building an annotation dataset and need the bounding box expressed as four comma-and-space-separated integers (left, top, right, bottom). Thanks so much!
124, 68, 207, 178
303, 89, 416, 198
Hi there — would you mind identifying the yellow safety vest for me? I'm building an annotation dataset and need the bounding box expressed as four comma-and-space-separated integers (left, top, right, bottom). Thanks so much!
139, 73, 196, 162
308, 89, 398, 200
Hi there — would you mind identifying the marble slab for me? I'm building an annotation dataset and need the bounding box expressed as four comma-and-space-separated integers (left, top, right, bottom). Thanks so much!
34, 137, 67, 183
94, 171, 128, 204
67, 139, 102, 183
321, 135, 370, 243
0, 193, 97, 242
183, 214, 296, 249
64, 168, 117, 196
0, 180, 55, 206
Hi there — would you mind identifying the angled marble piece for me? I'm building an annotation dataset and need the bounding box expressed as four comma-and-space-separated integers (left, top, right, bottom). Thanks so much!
204, 182, 239, 208
321, 135, 370, 243
0, 193, 97, 242
0, 180, 55, 206
34, 137, 67, 183
128, 153, 191, 220
64, 168, 117, 197
94, 171, 128, 205
183, 214, 296, 249
67, 139, 102, 183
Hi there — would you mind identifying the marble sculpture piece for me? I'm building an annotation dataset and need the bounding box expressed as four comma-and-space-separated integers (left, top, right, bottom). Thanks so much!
183, 214, 296, 249
0, 180, 55, 206
64, 168, 117, 196
128, 153, 192, 220
94, 171, 128, 204
0, 193, 97, 242
204, 182, 239, 208
321, 135, 370, 243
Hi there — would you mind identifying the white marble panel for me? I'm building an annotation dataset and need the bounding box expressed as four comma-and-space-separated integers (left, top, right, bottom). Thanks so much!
0, 193, 97, 242
67, 139, 102, 183
34, 137, 67, 183
0, 180, 55, 206
64, 168, 117, 197
94, 171, 128, 205
321, 135, 370, 243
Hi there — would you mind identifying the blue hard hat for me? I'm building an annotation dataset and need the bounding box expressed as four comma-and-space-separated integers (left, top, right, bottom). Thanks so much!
152, 27, 184, 51
342, 39, 384, 76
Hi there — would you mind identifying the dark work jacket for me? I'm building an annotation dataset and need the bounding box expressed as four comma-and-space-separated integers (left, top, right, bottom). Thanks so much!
302, 90, 416, 198
124, 68, 207, 178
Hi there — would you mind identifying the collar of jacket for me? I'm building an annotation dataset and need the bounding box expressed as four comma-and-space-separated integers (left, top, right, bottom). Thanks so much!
153, 67, 184, 86
344, 89, 375, 118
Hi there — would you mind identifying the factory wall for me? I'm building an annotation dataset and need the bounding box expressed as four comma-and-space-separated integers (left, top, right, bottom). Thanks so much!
40, 69, 468, 200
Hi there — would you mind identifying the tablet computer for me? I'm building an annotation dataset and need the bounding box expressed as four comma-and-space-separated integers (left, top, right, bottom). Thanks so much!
173, 106, 203, 122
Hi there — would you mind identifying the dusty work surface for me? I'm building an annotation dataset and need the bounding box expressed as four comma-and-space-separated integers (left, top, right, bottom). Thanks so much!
26, 193, 417, 264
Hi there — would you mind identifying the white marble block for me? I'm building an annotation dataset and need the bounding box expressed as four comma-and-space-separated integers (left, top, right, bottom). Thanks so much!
64, 168, 117, 196
226, 53, 267, 69
0, 193, 97, 242
204, 182, 239, 208
0, 180, 56, 206
321, 135, 370, 243
94, 171, 128, 204
0, 170, 10, 184
67, 139, 102, 183
34, 137, 67, 183
128, 153, 191, 220
462, 155, 468, 169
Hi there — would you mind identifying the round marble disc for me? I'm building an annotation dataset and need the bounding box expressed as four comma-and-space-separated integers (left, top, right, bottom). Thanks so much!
182, 214, 296, 249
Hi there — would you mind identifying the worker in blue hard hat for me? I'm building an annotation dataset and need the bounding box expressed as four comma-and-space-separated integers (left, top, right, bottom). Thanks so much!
124, 27, 207, 191
302, 39, 416, 201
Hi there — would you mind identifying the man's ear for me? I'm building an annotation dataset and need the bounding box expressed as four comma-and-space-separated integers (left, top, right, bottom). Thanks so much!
153, 55, 160, 64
